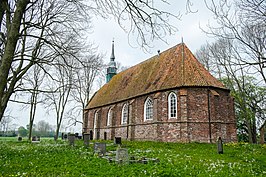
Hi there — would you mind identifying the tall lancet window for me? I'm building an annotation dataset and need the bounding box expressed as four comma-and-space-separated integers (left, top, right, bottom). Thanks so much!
121, 104, 128, 124
144, 97, 153, 121
168, 92, 177, 118
107, 108, 112, 126
93, 110, 98, 139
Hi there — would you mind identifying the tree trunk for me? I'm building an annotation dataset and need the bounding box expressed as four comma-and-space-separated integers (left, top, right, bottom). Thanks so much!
251, 121, 257, 144
28, 120, 33, 141
55, 125, 60, 141
246, 118, 257, 144
28, 91, 37, 140
0, 0, 30, 122
259, 122, 265, 144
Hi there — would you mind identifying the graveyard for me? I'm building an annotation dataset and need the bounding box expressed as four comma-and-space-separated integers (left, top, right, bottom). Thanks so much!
0, 137, 265, 176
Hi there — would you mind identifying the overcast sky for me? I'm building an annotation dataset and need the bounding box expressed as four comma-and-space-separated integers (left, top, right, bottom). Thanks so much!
9, 1, 216, 133
91, 1, 214, 68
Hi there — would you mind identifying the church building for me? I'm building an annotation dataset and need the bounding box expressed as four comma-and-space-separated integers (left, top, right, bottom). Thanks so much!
83, 41, 237, 143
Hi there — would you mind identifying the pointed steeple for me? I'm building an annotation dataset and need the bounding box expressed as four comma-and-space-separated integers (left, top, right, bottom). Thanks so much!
106, 40, 117, 83
110, 40, 115, 61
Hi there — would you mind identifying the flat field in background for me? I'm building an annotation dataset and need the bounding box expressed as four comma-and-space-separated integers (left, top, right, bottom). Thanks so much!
0, 137, 265, 176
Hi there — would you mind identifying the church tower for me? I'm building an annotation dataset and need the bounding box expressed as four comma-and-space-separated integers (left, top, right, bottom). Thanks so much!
106, 40, 117, 83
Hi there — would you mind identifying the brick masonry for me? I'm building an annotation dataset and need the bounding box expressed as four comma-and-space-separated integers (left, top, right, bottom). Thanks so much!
83, 87, 237, 143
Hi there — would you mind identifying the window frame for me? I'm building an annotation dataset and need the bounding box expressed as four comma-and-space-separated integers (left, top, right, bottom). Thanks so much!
121, 104, 128, 125
144, 97, 153, 121
168, 92, 177, 119
107, 108, 112, 126
93, 110, 98, 139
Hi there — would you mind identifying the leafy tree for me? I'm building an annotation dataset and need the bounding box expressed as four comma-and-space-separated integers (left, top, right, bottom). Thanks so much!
221, 76, 266, 143
18, 126, 27, 137
204, 0, 266, 84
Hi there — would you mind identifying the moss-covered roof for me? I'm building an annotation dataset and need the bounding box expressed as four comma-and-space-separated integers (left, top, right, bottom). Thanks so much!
86, 43, 226, 109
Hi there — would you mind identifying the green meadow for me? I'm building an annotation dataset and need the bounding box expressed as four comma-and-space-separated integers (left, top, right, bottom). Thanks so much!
0, 137, 265, 176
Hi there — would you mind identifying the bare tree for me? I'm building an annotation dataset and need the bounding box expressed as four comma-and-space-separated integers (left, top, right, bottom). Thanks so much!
0, 0, 91, 122
20, 65, 45, 140
1, 0, 195, 122
43, 56, 75, 140
68, 52, 103, 128
204, 0, 266, 84
0, 115, 13, 134
195, 43, 223, 79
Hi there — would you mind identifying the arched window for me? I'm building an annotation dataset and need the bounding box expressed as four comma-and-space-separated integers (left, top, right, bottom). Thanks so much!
168, 92, 177, 118
107, 108, 112, 126
93, 110, 98, 139
121, 104, 128, 124
144, 97, 153, 121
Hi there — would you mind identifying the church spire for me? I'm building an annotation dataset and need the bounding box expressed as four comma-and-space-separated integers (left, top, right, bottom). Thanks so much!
110, 40, 115, 61
106, 40, 117, 83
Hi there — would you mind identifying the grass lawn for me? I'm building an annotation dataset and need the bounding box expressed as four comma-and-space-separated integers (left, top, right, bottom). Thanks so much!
0, 137, 265, 176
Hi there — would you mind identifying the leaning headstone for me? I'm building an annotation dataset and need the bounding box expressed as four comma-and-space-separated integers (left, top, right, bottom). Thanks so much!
83, 133, 90, 147
18, 137, 22, 141
217, 137, 223, 154
94, 142, 106, 155
116, 148, 129, 164
114, 137, 122, 145
68, 134, 75, 146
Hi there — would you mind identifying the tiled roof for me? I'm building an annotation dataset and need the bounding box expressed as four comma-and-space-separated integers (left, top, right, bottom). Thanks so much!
87, 43, 226, 109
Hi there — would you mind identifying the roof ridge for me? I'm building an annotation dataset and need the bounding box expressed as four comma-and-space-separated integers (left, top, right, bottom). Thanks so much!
184, 45, 210, 86
181, 42, 185, 86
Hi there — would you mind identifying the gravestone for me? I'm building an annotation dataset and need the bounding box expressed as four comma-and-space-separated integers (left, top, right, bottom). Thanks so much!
217, 137, 223, 154
32, 136, 37, 141
61, 133, 64, 140
83, 133, 90, 147
94, 142, 106, 155
32, 136, 40, 143
68, 134, 75, 146
116, 148, 129, 164
63, 134, 68, 140
18, 137, 22, 141
104, 132, 107, 140
89, 130, 93, 140
114, 137, 122, 145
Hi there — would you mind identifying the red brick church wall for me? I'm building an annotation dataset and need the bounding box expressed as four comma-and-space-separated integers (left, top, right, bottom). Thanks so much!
84, 87, 237, 143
